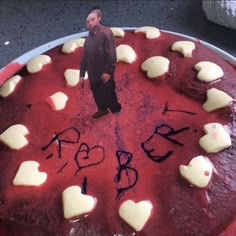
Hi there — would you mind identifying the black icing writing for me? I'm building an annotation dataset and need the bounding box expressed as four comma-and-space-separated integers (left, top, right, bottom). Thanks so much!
41, 127, 105, 175
163, 102, 196, 115
81, 177, 87, 194
141, 124, 190, 162
154, 124, 190, 145
57, 162, 68, 173
25, 104, 32, 108
46, 153, 53, 159
141, 134, 173, 162
114, 150, 138, 199
74, 143, 105, 176
42, 127, 80, 158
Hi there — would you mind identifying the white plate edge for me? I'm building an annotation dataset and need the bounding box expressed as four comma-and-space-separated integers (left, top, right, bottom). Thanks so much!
1, 27, 235, 73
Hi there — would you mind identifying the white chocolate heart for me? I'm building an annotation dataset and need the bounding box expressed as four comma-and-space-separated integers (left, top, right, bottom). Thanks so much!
0, 75, 22, 97
135, 26, 160, 39
141, 56, 170, 79
179, 156, 213, 188
0, 124, 29, 150
46, 92, 68, 111
62, 38, 85, 53
199, 123, 232, 153
62, 186, 96, 219
64, 69, 88, 87
171, 41, 195, 57
194, 61, 224, 82
116, 44, 136, 64
13, 161, 47, 186
118, 200, 153, 231
110, 27, 125, 37
203, 88, 233, 112
27, 54, 51, 73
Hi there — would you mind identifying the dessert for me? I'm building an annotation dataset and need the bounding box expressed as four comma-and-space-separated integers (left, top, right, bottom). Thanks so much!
0, 27, 235, 235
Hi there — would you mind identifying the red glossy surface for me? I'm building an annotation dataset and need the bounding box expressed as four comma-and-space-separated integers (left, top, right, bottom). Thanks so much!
0, 31, 236, 236
0, 62, 22, 85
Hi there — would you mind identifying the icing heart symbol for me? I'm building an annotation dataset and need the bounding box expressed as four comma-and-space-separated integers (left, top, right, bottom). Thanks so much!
194, 61, 223, 82
74, 143, 105, 175
27, 54, 51, 73
13, 161, 47, 186
171, 41, 195, 57
62, 185, 96, 219
203, 88, 233, 112
116, 44, 136, 64
0, 124, 29, 150
118, 200, 153, 231
199, 123, 232, 153
141, 56, 170, 79
62, 38, 85, 53
134, 26, 160, 39
179, 155, 213, 188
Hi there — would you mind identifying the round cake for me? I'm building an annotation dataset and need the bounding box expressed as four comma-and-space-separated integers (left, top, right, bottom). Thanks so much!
0, 27, 236, 236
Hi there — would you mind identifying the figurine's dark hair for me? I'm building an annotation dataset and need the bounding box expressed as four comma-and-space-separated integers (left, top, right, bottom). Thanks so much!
87, 6, 102, 18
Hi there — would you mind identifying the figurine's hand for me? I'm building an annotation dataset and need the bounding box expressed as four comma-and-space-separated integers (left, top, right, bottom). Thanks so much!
101, 73, 111, 83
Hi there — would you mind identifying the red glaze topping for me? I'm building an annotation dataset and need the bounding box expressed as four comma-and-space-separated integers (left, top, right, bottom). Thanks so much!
0, 62, 22, 85
0, 31, 236, 235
